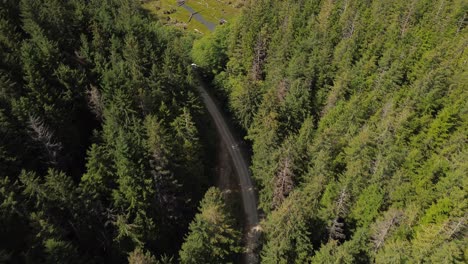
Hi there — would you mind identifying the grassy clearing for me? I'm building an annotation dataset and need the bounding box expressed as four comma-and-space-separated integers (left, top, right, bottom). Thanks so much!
185, 0, 239, 23
142, 0, 242, 34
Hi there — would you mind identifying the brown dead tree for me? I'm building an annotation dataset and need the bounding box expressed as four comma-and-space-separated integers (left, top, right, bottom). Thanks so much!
272, 154, 294, 209
28, 116, 62, 164
251, 33, 267, 81
86, 84, 103, 120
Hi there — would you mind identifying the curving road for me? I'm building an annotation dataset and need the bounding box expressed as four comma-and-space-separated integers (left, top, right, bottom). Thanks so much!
194, 75, 260, 263
181, 4, 215, 31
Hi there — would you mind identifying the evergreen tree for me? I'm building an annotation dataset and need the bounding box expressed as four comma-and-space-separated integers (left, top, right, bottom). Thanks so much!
202, 0, 468, 261
179, 187, 242, 264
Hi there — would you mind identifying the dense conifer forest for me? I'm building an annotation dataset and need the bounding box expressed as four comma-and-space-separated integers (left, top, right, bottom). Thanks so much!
0, 0, 235, 262
1, 0, 467, 263
193, 0, 467, 262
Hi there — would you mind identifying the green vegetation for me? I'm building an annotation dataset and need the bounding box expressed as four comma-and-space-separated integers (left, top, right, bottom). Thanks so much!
142, 0, 241, 34
142, 0, 205, 33
197, 0, 468, 262
0, 0, 222, 262
179, 187, 242, 264
178, 0, 240, 22
1, 0, 467, 262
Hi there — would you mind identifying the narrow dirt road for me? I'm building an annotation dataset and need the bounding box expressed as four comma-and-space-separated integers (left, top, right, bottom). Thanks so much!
194, 75, 260, 263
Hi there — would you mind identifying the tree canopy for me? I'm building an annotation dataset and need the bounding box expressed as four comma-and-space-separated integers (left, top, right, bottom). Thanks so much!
198, 0, 468, 262
0, 0, 214, 262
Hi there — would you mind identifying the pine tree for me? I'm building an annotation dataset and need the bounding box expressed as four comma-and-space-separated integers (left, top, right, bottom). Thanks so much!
179, 187, 242, 264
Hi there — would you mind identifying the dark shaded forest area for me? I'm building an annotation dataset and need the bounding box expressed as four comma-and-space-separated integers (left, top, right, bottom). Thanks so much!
0, 0, 240, 263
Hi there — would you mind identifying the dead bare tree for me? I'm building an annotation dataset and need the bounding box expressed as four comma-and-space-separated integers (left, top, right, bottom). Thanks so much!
329, 218, 346, 241
371, 209, 403, 251
343, 12, 358, 39
86, 84, 103, 120
328, 187, 349, 242
28, 116, 62, 164
276, 79, 289, 102
446, 215, 466, 240
251, 33, 267, 81
336, 187, 348, 215
456, 12, 467, 35
342, 0, 349, 13
400, 0, 417, 37
272, 154, 294, 208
